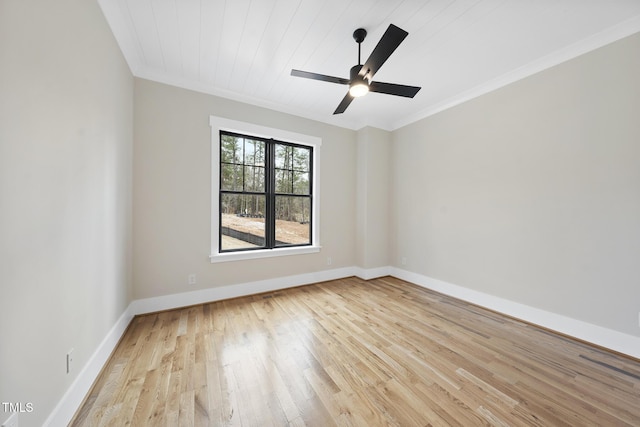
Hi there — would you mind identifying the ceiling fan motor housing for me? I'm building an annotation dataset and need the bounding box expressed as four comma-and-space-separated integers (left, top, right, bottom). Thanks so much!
350, 65, 368, 83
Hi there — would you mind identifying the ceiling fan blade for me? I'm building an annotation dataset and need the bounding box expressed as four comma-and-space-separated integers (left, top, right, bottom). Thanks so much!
291, 69, 349, 85
333, 92, 354, 114
358, 24, 408, 81
369, 81, 421, 98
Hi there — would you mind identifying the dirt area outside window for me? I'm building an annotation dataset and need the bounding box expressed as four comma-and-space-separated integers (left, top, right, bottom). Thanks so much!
221, 214, 309, 246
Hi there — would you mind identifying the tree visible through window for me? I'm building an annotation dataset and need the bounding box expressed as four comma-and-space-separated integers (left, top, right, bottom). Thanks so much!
219, 131, 312, 252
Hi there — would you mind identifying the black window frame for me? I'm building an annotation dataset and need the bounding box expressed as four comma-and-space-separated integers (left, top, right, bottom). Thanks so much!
218, 130, 314, 253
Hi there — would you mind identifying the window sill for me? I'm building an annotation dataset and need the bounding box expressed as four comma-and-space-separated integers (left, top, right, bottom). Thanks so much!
210, 245, 321, 263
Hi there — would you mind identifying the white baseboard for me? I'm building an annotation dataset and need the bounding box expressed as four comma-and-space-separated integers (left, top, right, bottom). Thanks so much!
43, 306, 135, 427
130, 266, 358, 315
353, 265, 392, 280
390, 267, 640, 359
47, 264, 640, 426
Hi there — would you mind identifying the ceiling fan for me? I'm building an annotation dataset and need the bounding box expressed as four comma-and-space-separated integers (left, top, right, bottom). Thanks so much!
291, 24, 421, 115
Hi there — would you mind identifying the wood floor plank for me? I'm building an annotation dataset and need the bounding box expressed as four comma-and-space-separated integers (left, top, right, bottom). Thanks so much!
71, 276, 640, 426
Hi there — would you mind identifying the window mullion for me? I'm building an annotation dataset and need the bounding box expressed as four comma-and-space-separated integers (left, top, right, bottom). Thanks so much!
265, 139, 275, 249
241, 137, 245, 192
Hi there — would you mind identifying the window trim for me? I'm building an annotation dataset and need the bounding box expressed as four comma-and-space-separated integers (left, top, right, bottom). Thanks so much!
209, 116, 321, 263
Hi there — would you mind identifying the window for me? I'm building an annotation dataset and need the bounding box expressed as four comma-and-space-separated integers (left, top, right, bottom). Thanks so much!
220, 131, 313, 250
210, 117, 321, 262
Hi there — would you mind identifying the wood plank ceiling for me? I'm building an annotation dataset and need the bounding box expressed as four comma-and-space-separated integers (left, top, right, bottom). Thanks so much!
98, 0, 640, 130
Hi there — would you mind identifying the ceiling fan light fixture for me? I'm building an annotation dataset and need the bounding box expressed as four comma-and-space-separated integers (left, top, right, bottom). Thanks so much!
349, 81, 369, 97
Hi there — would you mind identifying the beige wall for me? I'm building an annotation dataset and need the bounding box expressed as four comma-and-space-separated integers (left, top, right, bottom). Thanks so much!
0, 0, 133, 426
391, 32, 640, 336
133, 79, 357, 299
356, 127, 391, 270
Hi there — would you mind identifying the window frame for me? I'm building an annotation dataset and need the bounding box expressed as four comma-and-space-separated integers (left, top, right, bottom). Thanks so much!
210, 116, 321, 263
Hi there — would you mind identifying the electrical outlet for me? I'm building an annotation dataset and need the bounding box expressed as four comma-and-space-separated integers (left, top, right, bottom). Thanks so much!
327, 257, 332, 266
66, 349, 74, 374
188, 274, 196, 285
401, 257, 407, 266
2, 412, 18, 427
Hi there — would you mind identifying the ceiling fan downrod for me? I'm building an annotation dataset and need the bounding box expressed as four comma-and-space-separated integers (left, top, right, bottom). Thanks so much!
353, 28, 367, 65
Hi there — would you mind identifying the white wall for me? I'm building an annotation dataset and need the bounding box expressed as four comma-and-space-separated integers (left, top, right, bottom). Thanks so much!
0, 0, 133, 426
133, 79, 357, 299
391, 32, 640, 337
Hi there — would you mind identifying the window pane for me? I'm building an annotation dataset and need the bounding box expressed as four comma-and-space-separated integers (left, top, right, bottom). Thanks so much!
293, 171, 309, 195
221, 193, 266, 250
244, 165, 265, 192
274, 144, 292, 169
244, 139, 265, 166
221, 134, 243, 164
275, 168, 293, 194
275, 196, 311, 246
293, 146, 310, 171
221, 164, 243, 191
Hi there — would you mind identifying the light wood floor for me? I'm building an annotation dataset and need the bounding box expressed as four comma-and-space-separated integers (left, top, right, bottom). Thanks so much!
72, 276, 640, 426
